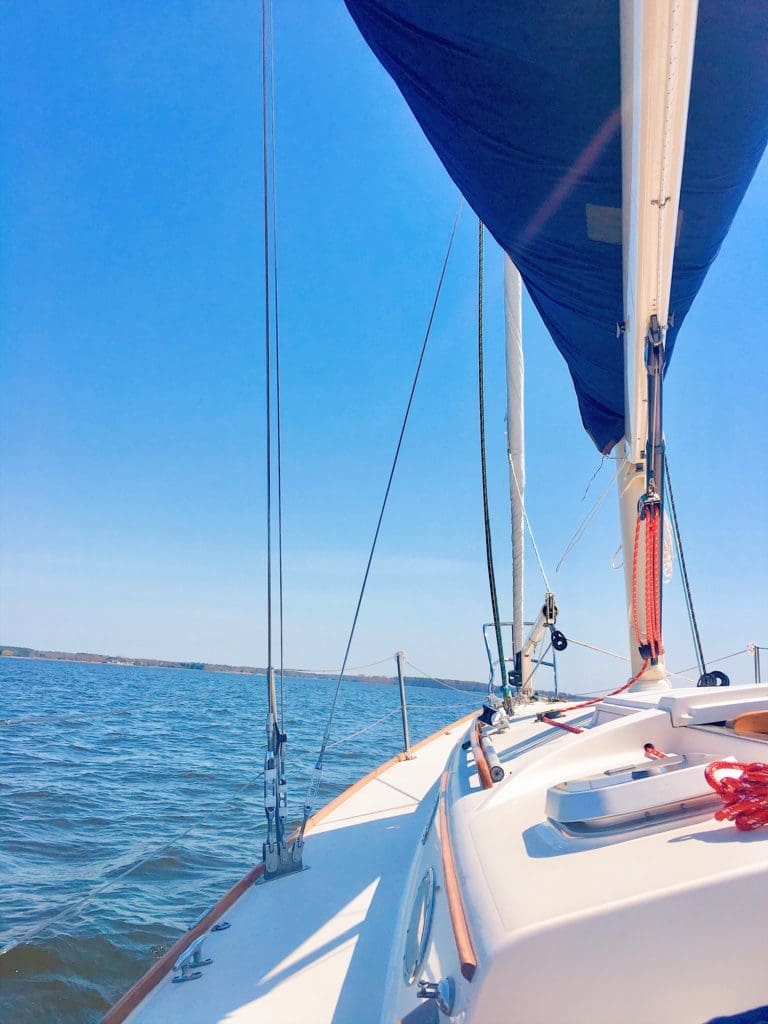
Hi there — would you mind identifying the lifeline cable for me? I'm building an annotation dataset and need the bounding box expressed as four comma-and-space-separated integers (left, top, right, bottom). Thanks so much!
296, 198, 464, 841
676, 649, 746, 676
478, 220, 507, 685
405, 657, 483, 696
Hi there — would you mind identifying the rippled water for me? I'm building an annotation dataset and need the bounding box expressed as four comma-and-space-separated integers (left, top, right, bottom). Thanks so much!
0, 657, 479, 1023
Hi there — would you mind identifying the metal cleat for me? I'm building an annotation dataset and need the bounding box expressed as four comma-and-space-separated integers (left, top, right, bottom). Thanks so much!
418, 977, 456, 1017
172, 934, 212, 983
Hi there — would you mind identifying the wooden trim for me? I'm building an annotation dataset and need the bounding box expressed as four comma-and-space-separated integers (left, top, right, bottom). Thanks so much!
103, 709, 477, 1022
305, 710, 477, 832
102, 862, 265, 1024
733, 711, 768, 735
469, 720, 494, 789
438, 770, 478, 982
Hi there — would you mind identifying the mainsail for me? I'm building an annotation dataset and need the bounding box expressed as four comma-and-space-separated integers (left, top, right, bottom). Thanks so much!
344, 1, 768, 452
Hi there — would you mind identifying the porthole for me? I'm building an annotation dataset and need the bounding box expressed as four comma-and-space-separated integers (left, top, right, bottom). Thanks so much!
402, 867, 437, 984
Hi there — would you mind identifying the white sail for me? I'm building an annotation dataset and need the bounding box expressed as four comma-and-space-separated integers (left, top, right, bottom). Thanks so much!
504, 255, 525, 664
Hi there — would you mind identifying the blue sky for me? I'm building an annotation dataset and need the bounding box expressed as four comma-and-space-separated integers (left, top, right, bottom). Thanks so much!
1, 2, 766, 687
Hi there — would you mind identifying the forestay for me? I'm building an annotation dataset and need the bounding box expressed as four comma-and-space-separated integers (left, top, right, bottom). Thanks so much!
344, 1, 768, 452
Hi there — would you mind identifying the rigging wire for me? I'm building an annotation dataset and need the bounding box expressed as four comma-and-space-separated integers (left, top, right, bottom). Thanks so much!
266, 0, 286, 729
477, 221, 507, 682
555, 472, 616, 573
297, 198, 464, 834
508, 455, 551, 592
565, 635, 696, 684
261, 0, 274, 682
581, 456, 607, 501
522, 638, 553, 688
664, 453, 707, 678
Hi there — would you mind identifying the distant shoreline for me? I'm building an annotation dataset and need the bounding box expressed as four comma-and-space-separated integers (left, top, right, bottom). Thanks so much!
0, 645, 485, 692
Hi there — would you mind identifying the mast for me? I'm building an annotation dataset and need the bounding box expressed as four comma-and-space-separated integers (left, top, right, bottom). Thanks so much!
505, 256, 560, 699
618, 0, 698, 688
504, 256, 525, 681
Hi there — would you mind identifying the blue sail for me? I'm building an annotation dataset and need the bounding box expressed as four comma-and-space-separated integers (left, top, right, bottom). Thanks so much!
345, 1, 768, 452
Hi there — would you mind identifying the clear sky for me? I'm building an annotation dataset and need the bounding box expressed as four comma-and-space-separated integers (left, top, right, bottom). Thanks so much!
1, 2, 766, 688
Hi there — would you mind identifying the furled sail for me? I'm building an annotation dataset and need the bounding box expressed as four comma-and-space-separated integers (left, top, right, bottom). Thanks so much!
504, 257, 525, 662
345, 1, 768, 452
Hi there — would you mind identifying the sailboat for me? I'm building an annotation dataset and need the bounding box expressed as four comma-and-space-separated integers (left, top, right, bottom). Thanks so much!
104, 2, 768, 1022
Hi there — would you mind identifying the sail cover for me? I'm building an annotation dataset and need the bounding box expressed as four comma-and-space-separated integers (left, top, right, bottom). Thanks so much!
345, 1, 768, 452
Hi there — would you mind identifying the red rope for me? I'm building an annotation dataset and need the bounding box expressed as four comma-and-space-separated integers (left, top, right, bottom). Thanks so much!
631, 512, 643, 647
632, 505, 664, 661
644, 507, 655, 649
543, 717, 585, 734
540, 657, 651, 734
651, 508, 663, 656
554, 658, 651, 715
644, 743, 667, 760
705, 761, 768, 831
540, 506, 657, 735
642, 505, 664, 659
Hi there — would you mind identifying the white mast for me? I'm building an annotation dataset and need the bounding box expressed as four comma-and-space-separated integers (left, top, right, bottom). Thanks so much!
504, 256, 525, 672
618, 0, 698, 687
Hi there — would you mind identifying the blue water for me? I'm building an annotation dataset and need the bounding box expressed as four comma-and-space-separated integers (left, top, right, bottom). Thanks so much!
0, 657, 479, 1023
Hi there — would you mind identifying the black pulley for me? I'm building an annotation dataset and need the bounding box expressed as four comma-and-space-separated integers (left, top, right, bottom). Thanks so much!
551, 629, 568, 652
478, 702, 502, 726
697, 670, 730, 687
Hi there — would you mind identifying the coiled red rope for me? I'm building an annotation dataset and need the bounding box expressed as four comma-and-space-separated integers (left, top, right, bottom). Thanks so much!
704, 760, 768, 831
632, 504, 663, 660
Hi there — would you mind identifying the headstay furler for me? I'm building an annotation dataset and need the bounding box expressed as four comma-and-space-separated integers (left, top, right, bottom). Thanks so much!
259, 0, 302, 879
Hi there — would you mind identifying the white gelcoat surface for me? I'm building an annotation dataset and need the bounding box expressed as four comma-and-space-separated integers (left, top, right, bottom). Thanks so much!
123, 686, 768, 1024
124, 719, 467, 1024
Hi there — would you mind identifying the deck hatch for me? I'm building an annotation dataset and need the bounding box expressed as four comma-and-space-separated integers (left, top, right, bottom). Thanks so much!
545, 752, 727, 835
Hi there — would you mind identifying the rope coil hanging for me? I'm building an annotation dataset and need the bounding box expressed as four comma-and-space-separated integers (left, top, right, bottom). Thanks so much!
632, 502, 663, 662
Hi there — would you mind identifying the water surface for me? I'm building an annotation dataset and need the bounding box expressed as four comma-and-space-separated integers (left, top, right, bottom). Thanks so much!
0, 657, 478, 1023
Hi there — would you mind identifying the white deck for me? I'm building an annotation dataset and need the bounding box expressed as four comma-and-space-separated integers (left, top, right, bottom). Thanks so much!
443, 687, 768, 1024
117, 687, 768, 1024
123, 718, 469, 1024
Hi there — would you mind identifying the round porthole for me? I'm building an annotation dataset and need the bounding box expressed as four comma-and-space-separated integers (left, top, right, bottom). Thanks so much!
402, 867, 437, 984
